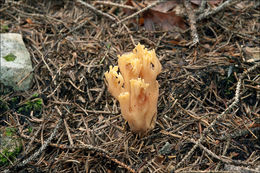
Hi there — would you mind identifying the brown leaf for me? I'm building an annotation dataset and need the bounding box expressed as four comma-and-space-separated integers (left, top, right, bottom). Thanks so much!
154, 155, 165, 164
143, 10, 187, 31
124, 0, 186, 31
190, 0, 201, 5
124, 0, 141, 15
26, 18, 33, 24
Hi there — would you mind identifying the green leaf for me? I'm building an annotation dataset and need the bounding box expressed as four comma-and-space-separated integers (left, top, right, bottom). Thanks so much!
3, 53, 16, 62
1, 25, 9, 33
28, 126, 32, 133
5, 127, 16, 137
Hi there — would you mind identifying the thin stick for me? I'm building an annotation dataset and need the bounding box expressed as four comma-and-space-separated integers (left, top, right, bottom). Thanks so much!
113, 15, 136, 46
94, 1, 135, 10
155, 32, 167, 51
123, 23, 136, 46
196, 0, 207, 14
116, 0, 167, 26
75, 0, 116, 21
215, 139, 230, 170
184, 0, 199, 47
63, 119, 74, 146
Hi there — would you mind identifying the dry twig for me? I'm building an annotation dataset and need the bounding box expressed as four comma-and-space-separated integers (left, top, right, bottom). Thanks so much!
115, 0, 167, 26
94, 1, 136, 10
196, 0, 207, 14
75, 0, 116, 21
184, 0, 199, 47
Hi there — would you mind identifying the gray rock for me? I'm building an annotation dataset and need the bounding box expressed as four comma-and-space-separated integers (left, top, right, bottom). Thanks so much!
0, 33, 33, 91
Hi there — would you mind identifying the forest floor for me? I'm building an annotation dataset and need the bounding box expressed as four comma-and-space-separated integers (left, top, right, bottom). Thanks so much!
0, 0, 259, 172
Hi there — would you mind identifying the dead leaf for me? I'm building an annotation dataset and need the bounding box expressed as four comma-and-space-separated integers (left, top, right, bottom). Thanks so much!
154, 155, 165, 164
124, 0, 139, 15
229, 152, 240, 158
235, 1, 254, 9
26, 18, 33, 24
215, 140, 220, 145
77, 95, 86, 103
98, 115, 104, 123
208, 0, 223, 6
143, 10, 187, 31
190, 0, 201, 5
149, 0, 179, 13
124, 0, 187, 31
165, 38, 188, 47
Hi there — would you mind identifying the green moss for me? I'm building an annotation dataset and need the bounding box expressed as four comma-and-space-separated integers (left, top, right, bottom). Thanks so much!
10, 97, 18, 103
106, 42, 111, 49
0, 143, 21, 166
8, 96, 21, 109
0, 128, 22, 166
32, 93, 39, 98
18, 98, 43, 113
0, 25, 9, 33
0, 99, 9, 113
28, 126, 32, 134
218, 75, 236, 99
3, 53, 16, 62
5, 127, 16, 137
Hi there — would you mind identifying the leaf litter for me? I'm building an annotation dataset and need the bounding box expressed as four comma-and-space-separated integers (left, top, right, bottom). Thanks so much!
0, 0, 259, 172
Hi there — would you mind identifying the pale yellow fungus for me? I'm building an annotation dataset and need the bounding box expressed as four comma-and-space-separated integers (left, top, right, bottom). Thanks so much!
105, 43, 162, 134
